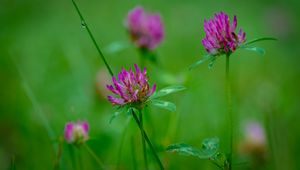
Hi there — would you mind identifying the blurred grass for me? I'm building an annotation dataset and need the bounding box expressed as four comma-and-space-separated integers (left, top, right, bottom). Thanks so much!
1, 0, 300, 169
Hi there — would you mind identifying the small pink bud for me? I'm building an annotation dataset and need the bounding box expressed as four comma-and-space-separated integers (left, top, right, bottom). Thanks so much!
239, 121, 267, 165
64, 121, 89, 145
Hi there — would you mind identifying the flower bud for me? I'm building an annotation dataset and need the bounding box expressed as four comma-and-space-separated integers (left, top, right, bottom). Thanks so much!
64, 121, 89, 145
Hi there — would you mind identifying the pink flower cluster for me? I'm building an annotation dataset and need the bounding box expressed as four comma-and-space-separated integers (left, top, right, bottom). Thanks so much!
245, 122, 266, 146
106, 64, 156, 106
64, 121, 89, 144
126, 6, 164, 50
202, 12, 246, 55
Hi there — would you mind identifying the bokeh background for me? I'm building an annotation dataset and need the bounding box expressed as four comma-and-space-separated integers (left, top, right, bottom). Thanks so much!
1, 0, 300, 169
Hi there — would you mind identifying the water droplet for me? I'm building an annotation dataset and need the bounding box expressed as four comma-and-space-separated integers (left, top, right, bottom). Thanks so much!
81, 20, 86, 28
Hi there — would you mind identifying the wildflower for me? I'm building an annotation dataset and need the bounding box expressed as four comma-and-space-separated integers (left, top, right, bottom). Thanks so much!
106, 64, 156, 106
202, 12, 246, 55
239, 122, 267, 166
245, 122, 266, 146
126, 6, 164, 50
64, 121, 89, 144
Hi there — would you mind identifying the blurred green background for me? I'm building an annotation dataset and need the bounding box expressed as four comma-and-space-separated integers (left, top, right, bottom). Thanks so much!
1, 0, 300, 169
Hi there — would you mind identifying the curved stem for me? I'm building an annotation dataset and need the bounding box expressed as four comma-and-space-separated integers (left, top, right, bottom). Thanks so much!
226, 54, 233, 170
139, 109, 148, 170
131, 109, 164, 170
84, 143, 106, 170
71, 0, 114, 77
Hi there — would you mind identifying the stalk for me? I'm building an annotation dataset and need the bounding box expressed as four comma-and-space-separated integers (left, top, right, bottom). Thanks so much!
131, 109, 164, 170
11, 56, 59, 167
70, 2, 116, 169
71, 0, 114, 77
131, 136, 138, 170
139, 49, 146, 69
139, 109, 148, 170
116, 118, 130, 170
84, 143, 106, 170
68, 145, 77, 170
226, 54, 233, 170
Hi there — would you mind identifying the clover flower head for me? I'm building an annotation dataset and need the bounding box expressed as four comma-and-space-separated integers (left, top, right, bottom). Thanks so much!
106, 64, 156, 106
64, 121, 89, 144
245, 122, 266, 146
202, 12, 246, 55
239, 122, 267, 164
126, 6, 164, 50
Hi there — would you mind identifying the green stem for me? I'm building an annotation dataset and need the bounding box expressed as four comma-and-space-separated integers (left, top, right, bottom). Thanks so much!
131, 109, 164, 170
68, 145, 77, 170
139, 49, 146, 69
139, 109, 148, 170
77, 148, 83, 170
226, 54, 233, 170
264, 109, 276, 170
116, 120, 130, 170
10, 155, 16, 170
71, 0, 114, 77
131, 136, 137, 170
84, 143, 106, 170
10, 55, 59, 164
54, 137, 64, 169
22, 77, 56, 141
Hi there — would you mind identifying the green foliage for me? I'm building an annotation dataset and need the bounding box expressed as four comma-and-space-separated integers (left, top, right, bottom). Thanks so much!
109, 106, 130, 124
240, 46, 266, 55
104, 41, 130, 54
208, 56, 217, 69
150, 99, 176, 112
149, 85, 186, 100
189, 54, 215, 70
238, 37, 277, 56
166, 137, 219, 159
210, 152, 230, 170
2, 0, 296, 169
243, 37, 277, 46
109, 85, 185, 122
167, 137, 230, 169
146, 85, 185, 112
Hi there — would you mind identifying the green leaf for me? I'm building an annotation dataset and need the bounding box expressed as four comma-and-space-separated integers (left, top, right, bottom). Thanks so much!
167, 138, 229, 169
201, 137, 219, 156
109, 106, 129, 124
208, 56, 217, 69
104, 41, 130, 54
243, 37, 277, 46
150, 100, 176, 112
202, 137, 219, 149
240, 46, 265, 55
166, 143, 204, 158
210, 152, 229, 170
189, 54, 213, 70
149, 85, 186, 100
166, 137, 220, 159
